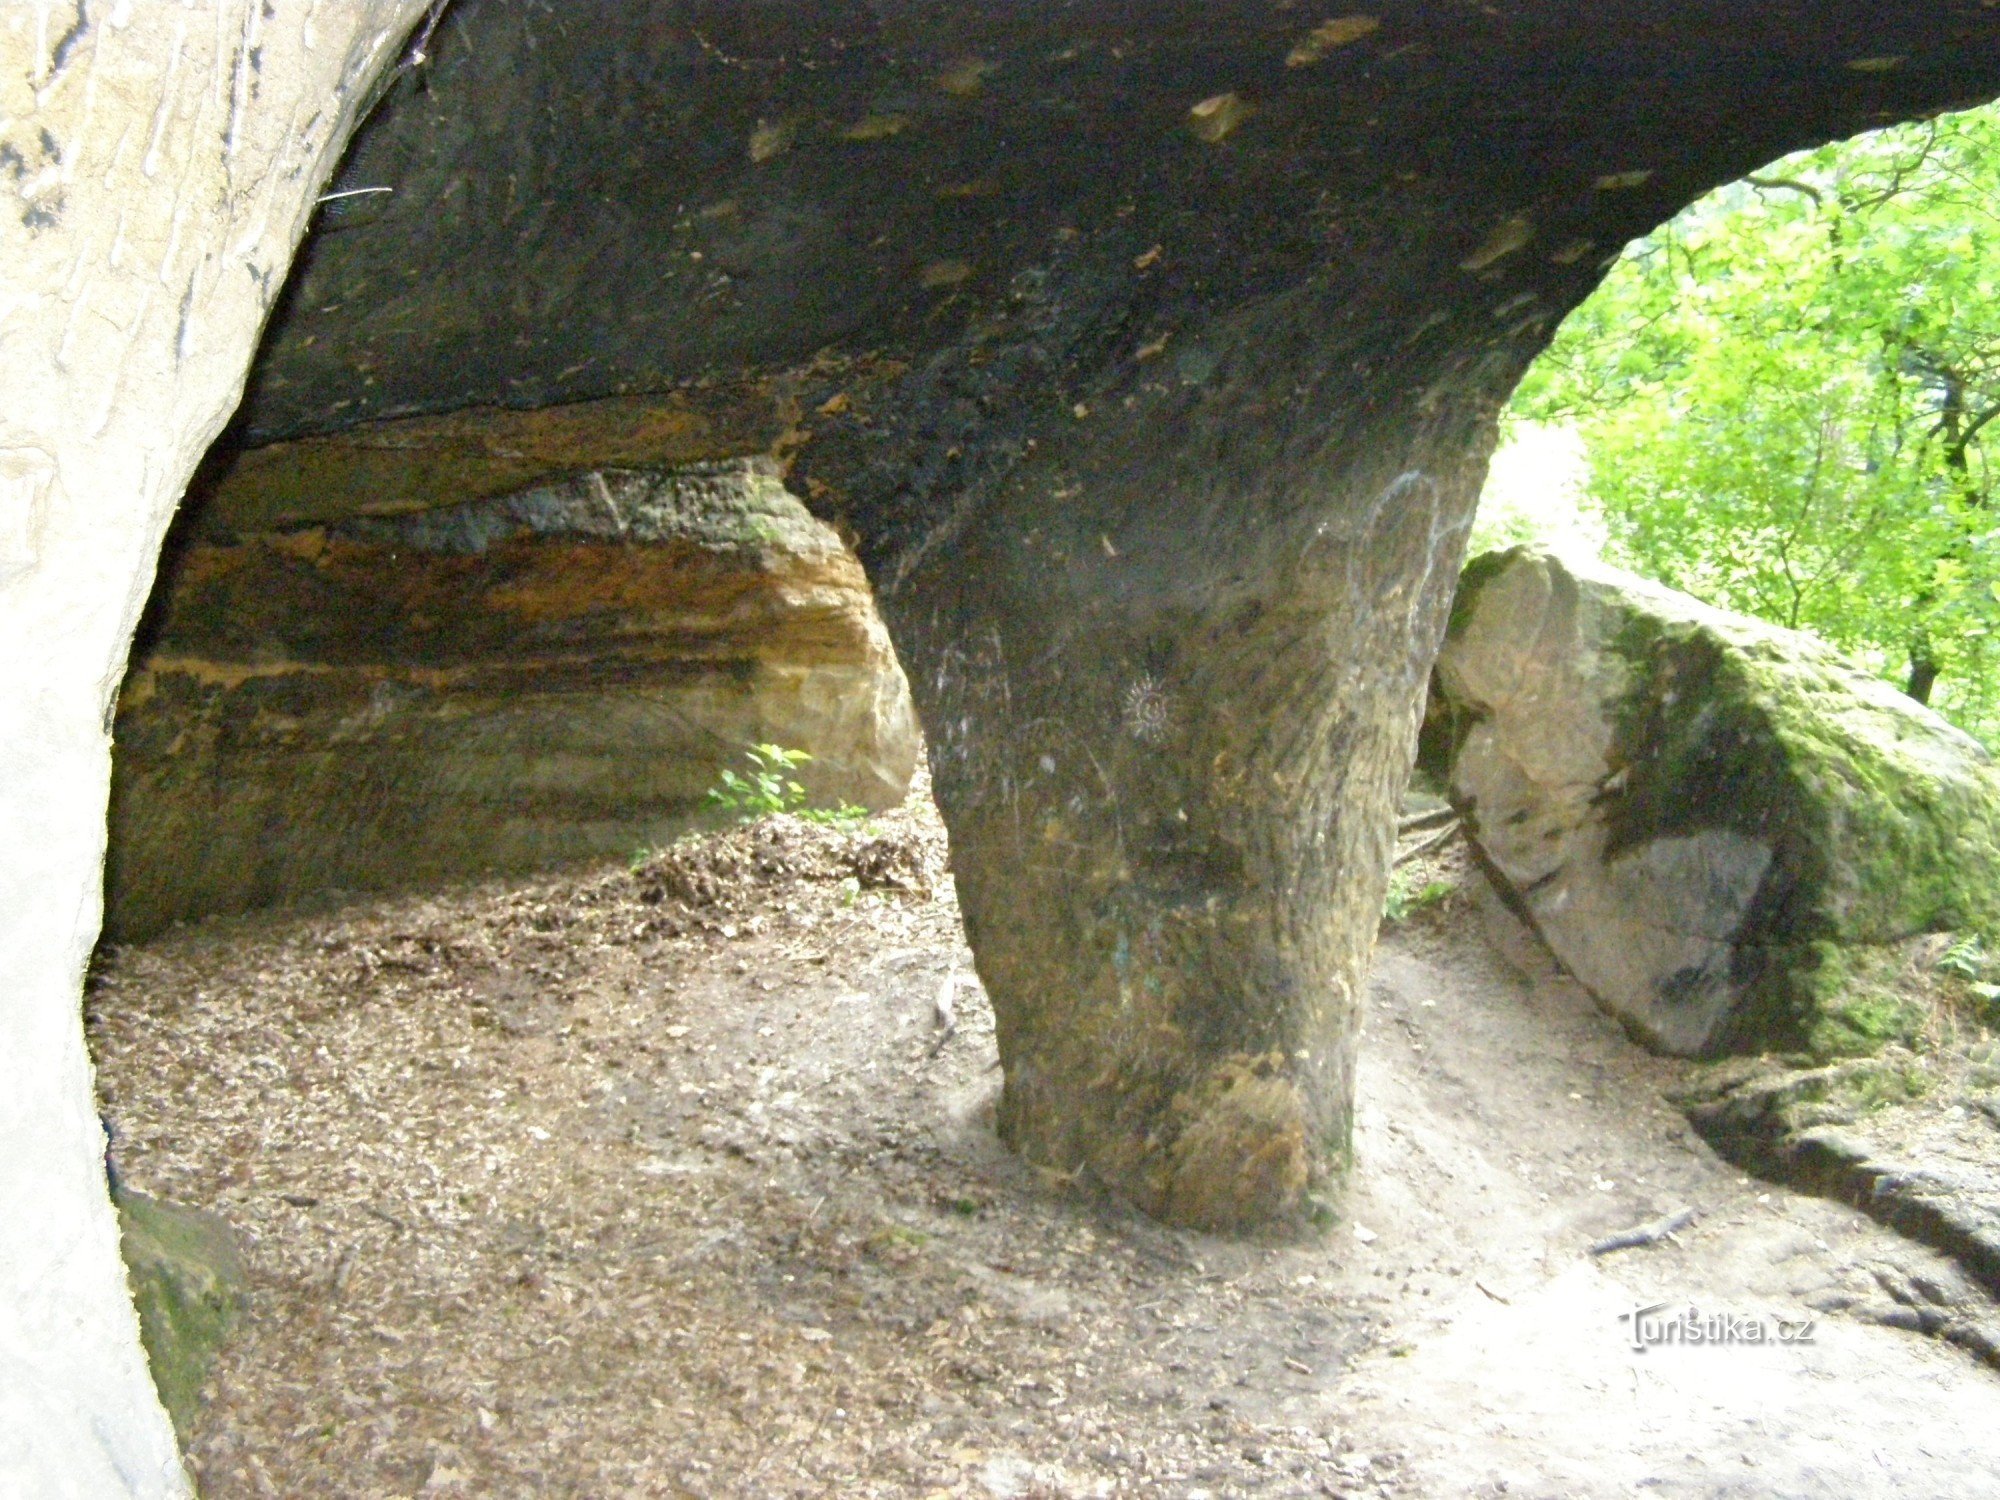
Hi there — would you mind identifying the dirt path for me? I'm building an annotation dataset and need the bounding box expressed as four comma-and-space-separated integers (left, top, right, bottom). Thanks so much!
1324, 894, 2000, 1499
88, 793, 2000, 1498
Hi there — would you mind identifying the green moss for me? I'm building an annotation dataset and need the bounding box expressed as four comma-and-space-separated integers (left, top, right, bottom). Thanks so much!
116, 1189, 245, 1448
1829, 1057, 1934, 1113
1808, 990, 1923, 1059
1443, 550, 2000, 1057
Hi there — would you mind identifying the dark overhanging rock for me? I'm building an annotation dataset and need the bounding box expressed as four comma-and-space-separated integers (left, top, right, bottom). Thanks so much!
188, 2, 2000, 1229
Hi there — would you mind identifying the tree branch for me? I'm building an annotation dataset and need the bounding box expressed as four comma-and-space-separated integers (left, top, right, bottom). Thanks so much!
1744, 174, 1824, 206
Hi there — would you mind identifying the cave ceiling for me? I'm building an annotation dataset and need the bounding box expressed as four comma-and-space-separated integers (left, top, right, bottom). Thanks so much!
213, 1, 2000, 560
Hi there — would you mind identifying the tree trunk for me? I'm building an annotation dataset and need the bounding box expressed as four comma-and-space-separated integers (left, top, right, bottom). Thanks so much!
0, 7, 429, 1493
1906, 652, 1941, 706
1899, 364, 1994, 709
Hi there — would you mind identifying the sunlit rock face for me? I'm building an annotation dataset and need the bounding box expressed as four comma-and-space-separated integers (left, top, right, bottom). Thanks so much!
109, 453, 916, 940
193, 1, 2000, 1226
1431, 549, 2000, 1060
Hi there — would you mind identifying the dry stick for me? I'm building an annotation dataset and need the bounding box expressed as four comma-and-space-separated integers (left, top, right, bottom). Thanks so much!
927, 970, 958, 1058
328, 1245, 360, 1299
1397, 805, 1458, 836
1394, 819, 1461, 868
1588, 1206, 1698, 1256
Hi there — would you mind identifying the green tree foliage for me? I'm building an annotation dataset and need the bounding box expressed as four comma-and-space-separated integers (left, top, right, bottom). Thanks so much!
1509, 104, 2000, 740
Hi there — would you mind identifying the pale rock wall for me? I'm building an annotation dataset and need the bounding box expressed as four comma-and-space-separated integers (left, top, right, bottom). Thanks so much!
0, 5, 428, 1494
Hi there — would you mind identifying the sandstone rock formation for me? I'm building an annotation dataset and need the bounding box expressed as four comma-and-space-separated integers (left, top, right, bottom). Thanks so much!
1430, 548, 2000, 1058
2, 7, 438, 1493
107, 454, 916, 939
6, 7, 2000, 1486
209, 0, 2000, 1236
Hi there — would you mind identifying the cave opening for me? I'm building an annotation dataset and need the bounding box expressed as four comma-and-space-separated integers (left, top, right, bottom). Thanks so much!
10, 5, 2000, 1493
1480, 98, 2000, 745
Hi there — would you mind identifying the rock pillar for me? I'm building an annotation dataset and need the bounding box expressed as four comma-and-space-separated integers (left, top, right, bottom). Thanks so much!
869, 297, 1494, 1227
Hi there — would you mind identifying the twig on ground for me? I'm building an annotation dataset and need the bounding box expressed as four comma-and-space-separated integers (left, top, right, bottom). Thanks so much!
1394, 820, 1461, 867
1588, 1206, 1697, 1256
928, 969, 958, 1057
328, 1245, 359, 1298
1397, 806, 1458, 836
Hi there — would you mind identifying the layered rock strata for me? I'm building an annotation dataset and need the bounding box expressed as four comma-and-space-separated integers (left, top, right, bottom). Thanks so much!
108, 457, 916, 938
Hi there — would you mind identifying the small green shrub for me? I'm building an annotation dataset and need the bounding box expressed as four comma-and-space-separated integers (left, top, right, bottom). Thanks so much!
705, 743, 870, 826
1382, 868, 1453, 924
1939, 935, 1991, 980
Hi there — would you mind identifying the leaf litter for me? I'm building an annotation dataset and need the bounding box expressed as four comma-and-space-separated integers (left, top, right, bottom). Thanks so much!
87, 773, 1400, 1499
86, 775, 2000, 1498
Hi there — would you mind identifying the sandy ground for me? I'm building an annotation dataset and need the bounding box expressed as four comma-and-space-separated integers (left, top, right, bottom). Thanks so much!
87, 788, 2000, 1499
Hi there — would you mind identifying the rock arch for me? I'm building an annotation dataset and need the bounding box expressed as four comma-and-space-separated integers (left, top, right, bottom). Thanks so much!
5, 4, 1998, 1490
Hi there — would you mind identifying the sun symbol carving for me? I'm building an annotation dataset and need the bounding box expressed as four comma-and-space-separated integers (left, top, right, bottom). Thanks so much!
1121, 675, 1173, 743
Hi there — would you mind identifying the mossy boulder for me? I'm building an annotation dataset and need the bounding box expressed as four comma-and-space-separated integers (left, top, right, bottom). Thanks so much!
1428, 547, 2000, 1057
116, 1188, 245, 1446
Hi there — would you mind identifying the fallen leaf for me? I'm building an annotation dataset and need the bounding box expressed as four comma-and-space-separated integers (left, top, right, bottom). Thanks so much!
1287, 16, 1382, 67
748, 119, 793, 162
842, 113, 912, 141
1460, 214, 1534, 272
1187, 92, 1252, 144
921, 259, 974, 289
938, 57, 996, 96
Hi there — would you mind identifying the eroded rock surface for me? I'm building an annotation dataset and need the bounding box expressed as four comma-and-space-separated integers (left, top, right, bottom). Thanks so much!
108, 456, 916, 939
1675, 1052, 2000, 1314
2, 6, 438, 1492
115, 1190, 245, 1449
108, 0, 2000, 1228
10, 10, 2000, 1474
1430, 547, 2000, 1057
